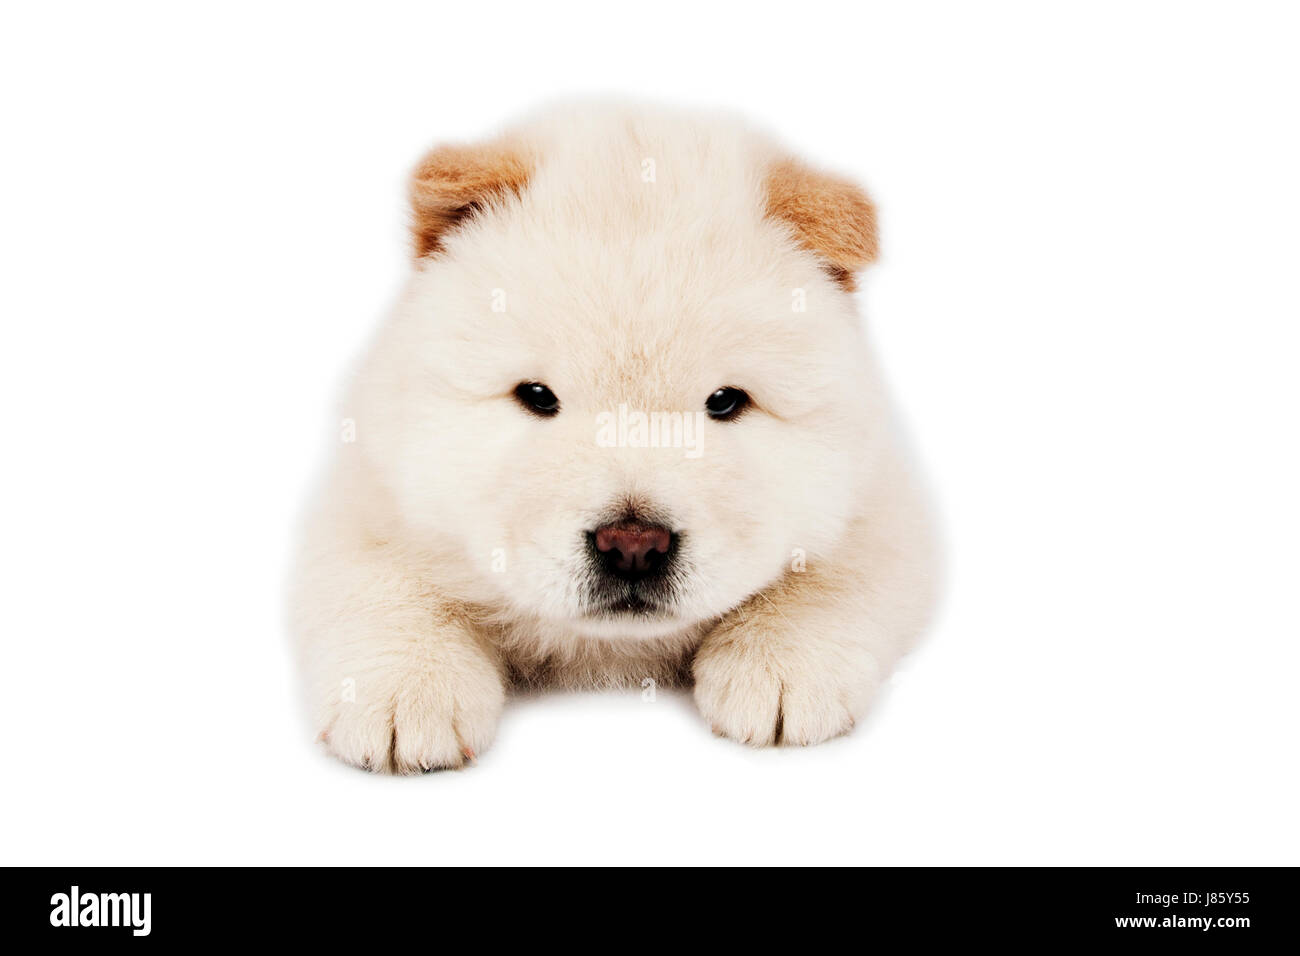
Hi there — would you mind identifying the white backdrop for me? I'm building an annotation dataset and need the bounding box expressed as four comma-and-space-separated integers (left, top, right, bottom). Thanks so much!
2, 1, 1296, 865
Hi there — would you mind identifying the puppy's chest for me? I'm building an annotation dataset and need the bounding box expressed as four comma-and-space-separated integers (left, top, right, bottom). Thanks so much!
495, 623, 703, 691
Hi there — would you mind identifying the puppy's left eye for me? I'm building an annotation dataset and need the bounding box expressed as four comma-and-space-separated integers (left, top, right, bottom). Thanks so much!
705, 387, 750, 421
514, 382, 560, 417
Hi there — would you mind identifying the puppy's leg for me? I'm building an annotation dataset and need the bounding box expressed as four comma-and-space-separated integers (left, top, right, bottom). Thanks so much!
293, 524, 504, 774
693, 479, 934, 747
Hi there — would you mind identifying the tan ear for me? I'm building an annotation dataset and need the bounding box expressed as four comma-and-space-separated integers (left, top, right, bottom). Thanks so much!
765, 158, 879, 291
409, 139, 532, 258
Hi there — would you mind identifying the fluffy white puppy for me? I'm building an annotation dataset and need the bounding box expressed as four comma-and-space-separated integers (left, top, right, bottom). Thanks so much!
292, 103, 936, 772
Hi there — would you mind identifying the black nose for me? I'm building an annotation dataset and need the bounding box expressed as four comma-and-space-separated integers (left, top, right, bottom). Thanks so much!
590, 520, 675, 581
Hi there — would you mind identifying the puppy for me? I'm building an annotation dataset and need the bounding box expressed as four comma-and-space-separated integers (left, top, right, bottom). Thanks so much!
292, 103, 936, 772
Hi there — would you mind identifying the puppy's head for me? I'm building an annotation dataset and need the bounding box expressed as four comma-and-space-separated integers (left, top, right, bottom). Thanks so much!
359, 105, 885, 638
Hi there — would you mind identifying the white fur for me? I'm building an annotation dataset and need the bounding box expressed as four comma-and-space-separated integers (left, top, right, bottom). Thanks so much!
291, 103, 936, 772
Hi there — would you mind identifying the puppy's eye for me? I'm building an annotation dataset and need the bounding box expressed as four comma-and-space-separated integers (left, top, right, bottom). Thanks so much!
705, 387, 750, 421
514, 382, 560, 417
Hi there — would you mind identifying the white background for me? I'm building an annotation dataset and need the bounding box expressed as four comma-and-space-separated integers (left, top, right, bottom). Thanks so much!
2, 1, 1297, 866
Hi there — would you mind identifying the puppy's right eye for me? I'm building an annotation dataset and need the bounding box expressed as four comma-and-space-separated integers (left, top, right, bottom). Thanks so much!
514, 382, 560, 417
705, 387, 750, 421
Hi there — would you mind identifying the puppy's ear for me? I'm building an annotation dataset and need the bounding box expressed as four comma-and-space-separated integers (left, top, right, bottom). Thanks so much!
766, 158, 879, 291
409, 139, 532, 258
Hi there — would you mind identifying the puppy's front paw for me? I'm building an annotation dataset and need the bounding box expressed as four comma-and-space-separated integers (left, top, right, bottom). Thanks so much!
319, 655, 504, 774
693, 633, 875, 748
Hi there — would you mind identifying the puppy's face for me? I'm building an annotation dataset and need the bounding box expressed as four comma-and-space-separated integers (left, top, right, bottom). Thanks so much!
359, 111, 883, 638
